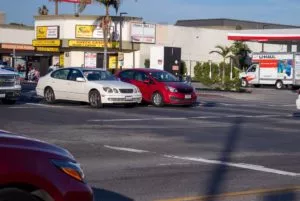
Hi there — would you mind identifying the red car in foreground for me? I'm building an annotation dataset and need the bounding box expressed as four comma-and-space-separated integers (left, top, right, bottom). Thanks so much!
116, 68, 197, 106
0, 130, 93, 201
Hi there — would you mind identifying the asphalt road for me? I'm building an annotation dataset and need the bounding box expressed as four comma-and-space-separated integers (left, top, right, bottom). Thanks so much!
0, 88, 300, 201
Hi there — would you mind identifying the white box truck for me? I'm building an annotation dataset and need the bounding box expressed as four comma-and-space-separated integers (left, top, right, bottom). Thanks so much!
240, 53, 300, 89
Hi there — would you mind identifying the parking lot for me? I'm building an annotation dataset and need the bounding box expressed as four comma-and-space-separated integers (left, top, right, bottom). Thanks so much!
1, 86, 300, 201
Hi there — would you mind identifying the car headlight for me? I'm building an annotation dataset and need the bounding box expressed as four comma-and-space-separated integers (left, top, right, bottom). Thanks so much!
103, 87, 113, 93
166, 86, 178, 93
133, 87, 140, 93
52, 160, 85, 182
113, 88, 119, 93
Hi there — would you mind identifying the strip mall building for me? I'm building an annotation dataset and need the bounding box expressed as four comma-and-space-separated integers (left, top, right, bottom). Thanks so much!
2, 14, 300, 77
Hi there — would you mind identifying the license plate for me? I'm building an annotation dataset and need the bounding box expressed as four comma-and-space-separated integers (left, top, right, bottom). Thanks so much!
185, 94, 192, 99
125, 96, 133, 101
0, 94, 5, 98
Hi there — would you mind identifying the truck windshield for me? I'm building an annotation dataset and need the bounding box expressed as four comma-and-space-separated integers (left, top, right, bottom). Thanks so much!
247, 65, 257, 73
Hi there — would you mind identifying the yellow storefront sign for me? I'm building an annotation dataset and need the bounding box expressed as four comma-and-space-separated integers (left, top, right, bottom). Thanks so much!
36, 27, 48, 39
36, 26, 59, 39
32, 40, 61, 47
59, 53, 64, 67
68, 40, 119, 48
76, 25, 94, 38
36, 47, 60, 52
109, 56, 117, 69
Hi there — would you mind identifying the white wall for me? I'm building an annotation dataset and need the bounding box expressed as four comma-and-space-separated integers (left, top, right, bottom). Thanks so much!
63, 51, 84, 67
123, 51, 140, 69
0, 27, 34, 44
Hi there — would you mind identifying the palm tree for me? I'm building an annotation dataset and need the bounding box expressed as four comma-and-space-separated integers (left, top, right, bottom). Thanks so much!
231, 41, 252, 70
209, 45, 232, 84
79, 0, 121, 70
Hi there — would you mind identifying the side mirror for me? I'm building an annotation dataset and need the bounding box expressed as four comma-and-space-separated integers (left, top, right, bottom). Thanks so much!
76, 77, 85, 82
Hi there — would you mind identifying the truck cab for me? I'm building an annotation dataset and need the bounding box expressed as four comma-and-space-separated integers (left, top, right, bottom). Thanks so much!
0, 68, 21, 104
240, 63, 260, 87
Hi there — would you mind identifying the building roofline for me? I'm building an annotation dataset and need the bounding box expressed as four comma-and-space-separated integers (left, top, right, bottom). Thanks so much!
176, 18, 300, 28
0, 24, 34, 30
34, 14, 143, 22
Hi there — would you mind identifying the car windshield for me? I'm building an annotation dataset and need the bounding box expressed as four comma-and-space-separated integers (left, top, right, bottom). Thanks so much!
83, 70, 117, 81
150, 71, 179, 82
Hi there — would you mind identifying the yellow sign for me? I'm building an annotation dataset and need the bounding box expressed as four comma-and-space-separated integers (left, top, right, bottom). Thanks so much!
76, 25, 95, 38
36, 47, 60, 52
60, 53, 64, 67
36, 26, 59, 39
109, 56, 117, 69
32, 40, 61, 47
68, 40, 119, 48
1, 43, 35, 51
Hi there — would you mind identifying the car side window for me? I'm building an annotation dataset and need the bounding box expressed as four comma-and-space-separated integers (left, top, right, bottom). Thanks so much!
68, 69, 84, 81
134, 71, 148, 82
119, 70, 134, 80
51, 69, 70, 80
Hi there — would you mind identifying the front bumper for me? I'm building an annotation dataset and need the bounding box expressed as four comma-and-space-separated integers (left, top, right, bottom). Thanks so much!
166, 92, 197, 105
101, 93, 142, 104
296, 96, 300, 110
0, 88, 21, 100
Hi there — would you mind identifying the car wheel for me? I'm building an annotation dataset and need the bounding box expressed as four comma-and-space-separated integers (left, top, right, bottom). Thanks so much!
0, 188, 39, 201
1, 99, 16, 105
241, 79, 248, 87
44, 87, 56, 104
152, 92, 164, 107
275, 80, 284, 89
89, 90, 103, 108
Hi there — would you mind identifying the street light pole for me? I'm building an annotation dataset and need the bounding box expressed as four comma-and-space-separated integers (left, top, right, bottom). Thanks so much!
119, 12, 128, 52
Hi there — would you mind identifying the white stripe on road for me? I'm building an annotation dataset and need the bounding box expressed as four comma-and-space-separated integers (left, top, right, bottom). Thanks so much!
104, 145, 150, 153
26, 103, 64, 108
163, 155, 299, 177
88, 114, 292, 122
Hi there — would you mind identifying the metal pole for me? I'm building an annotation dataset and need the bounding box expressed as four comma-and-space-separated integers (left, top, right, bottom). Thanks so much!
55, 0, 58, 15
209, 60, 212, 79
230, 58, 233, 80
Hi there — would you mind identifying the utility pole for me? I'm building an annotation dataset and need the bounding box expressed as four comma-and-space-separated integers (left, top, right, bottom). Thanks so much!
119, 12, 128, 52
55, 0, 59, 15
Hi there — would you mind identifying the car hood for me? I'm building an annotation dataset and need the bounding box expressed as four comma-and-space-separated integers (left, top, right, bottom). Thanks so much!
164, 82, 194, 90
88, 80, 136, 88
0, 68, 17, 75
0, 132, 74, 160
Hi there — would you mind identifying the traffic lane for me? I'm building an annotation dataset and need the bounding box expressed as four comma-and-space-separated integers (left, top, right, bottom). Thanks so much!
87, 161, 300, 201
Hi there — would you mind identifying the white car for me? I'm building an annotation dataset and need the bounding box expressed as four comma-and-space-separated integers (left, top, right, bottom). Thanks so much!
36, 67, 142, 108
297, 91, 300, 110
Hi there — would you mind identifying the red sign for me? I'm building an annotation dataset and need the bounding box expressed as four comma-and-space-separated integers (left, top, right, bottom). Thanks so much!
58, 0, 91, 4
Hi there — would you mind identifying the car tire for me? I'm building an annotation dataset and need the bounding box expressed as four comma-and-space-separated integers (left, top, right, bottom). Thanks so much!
1, 99, 16, 105
241, 79, 248, 87
275, 80, 284, 89
152, 92, 164, 107
0, 188, 39, 201
89, 90, 103, 108
44, 87, 56, 104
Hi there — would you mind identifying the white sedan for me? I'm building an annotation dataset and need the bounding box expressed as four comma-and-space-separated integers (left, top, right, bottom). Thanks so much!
36, 67, 142, 108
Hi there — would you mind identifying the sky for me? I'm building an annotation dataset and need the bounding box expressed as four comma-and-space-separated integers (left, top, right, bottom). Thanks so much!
1, 0, 300, 26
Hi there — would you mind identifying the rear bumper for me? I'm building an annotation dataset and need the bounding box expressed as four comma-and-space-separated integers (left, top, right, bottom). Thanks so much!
0, 88, 21, 100
165, 92, 197, 105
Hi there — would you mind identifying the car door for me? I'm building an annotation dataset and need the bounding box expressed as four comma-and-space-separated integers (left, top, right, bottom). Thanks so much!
66, 69, 86, 102
246, 64, 259, 84
50, 69, 71, 100
132, 71, 153, 101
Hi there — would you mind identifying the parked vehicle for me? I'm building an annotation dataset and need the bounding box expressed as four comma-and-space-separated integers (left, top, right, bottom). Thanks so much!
0, 130, 93, 201
36, 67, 142, 108
240, 53, 300, 89
0, 68, 21, 104
116, 68, 197, 107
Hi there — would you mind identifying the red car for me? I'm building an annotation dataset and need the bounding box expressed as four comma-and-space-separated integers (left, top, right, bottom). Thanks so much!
116, 68, 197, 106
0, 130, 93, 201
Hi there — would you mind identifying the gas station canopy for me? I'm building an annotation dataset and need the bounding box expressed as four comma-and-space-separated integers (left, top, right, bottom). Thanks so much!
228, 29, 300, 42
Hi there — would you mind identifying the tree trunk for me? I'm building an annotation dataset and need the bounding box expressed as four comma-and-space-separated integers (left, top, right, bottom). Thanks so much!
103, 6, 109, 70
222, 58, 225, 86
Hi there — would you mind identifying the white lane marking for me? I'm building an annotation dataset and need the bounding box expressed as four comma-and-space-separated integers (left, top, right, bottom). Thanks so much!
104, 145, 150, 153
163, 155, 299, 177
26, 103, 64, 108
88, 117, 188, 122
8, 106, 38, 109
88, 114, 291, 122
